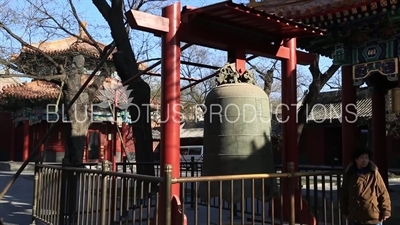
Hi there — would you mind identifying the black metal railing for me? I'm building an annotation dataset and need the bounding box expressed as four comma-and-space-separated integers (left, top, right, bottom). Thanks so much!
32, 160, 345, 225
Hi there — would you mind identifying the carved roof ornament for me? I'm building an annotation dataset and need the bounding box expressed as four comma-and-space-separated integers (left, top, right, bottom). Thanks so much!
215, 63, 256, 86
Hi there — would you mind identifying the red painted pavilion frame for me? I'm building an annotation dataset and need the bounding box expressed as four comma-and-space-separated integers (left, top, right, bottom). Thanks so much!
126, 1, 325, 224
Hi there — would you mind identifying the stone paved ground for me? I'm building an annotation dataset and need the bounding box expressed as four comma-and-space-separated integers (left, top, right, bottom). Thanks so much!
0, 172, 34, 225
386, 178, 400, 225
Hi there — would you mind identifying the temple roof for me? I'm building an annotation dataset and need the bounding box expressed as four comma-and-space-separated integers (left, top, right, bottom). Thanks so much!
0, 77, 23, 94
247, 0, 400, 58
1, 76, 120, 102
0, 76, 23, 106
0, 76, 161, 109
10, 22, 114, 64
247, 0, 381, 19
20, 36, 107, 59
308, 88, 372, 121
181, 1, 324, 37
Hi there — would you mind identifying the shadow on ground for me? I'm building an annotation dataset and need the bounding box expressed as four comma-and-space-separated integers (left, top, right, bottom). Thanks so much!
0, 172, 33, 225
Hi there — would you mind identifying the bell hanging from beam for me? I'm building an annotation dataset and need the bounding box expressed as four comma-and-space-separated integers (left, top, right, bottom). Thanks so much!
198, 63, 279, 204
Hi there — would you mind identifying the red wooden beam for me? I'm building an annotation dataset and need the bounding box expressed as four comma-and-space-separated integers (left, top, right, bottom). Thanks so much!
125, 9, 169, 34
124, 9, 316, 65
297, 51, 316, 65
178, 24, 316, 65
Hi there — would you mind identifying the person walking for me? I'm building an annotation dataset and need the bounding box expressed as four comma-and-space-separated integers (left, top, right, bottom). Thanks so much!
340, 148, 391, 224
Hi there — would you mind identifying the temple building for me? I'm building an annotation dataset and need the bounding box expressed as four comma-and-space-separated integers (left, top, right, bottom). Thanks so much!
0, 24, 156, 162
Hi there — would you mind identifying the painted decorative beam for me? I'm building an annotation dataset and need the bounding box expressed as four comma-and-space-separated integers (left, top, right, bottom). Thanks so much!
178, 24, 316, 65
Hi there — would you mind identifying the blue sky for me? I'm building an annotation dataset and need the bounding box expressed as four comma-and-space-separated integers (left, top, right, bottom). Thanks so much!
8, 0, 339, 92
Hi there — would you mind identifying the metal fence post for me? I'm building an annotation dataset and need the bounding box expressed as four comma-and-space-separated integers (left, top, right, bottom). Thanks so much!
164, 164, 172, 225
123, 156, 127, 173
65, 166, 77, 224
288, 162, 295, 225
100, 160, 110, 225
190, 157, 195, 208
58, 167, 68, 225
30, 162, 39, 225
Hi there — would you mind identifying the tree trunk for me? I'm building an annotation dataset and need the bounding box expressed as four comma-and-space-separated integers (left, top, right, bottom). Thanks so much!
62, 55, 88, 165
64, 113, 91, 165
129, 79, 155, 176
296, 57, 340, 144
93, 0, 155, 176
296, 80, 322, 144
62, 54, 106, 166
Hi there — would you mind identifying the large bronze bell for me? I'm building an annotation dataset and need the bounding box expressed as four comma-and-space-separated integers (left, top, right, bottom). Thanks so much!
198, 63, 279, 204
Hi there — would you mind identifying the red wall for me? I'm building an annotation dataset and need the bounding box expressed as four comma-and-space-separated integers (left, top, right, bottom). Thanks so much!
46, 122, 66, 152
0, 112, 13, 160
298, 125, 400, 169
386, 133, 400, 168
299, 126, 326, 165
298, 126, 343, 166
0, 118, 137, 162
124, 124, 135, 154
83, 122, 136, 161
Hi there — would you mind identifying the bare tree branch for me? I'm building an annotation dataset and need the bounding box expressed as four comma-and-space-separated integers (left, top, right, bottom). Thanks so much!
0, 22, 63, 73
67, 0, 102, 53
296, 56, 340, 143
0, 59, 20, 72
247, 60, 279, 97
25, 0, 102, 55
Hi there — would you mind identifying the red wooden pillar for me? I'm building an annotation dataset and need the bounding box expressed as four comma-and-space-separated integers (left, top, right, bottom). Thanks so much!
112, 124, 118, 171
281, 37, 299, 220
23, 120, 30, 161
272, 38, 315, 225
372, 88, 389, 187
107, 122, 115, 167
160, 1, 181, 193
116, 132, 121, 159
228, 48, 246, 74
281, 38, 298, 172
159, 2, 185, 225
121, 122, 127, 161
39, 122, 46, 159
104, 123, 110, 161
341, 65, 357, 167
9, 122, 15, 161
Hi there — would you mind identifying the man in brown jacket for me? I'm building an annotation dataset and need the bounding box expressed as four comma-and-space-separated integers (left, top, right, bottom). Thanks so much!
340, 148, 391, 225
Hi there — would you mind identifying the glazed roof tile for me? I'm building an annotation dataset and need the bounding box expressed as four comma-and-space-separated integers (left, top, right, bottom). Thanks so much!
306, 88, 372, 121
181, 0, 325, 39
10, 23, 114, 62
247, 0, 381, 19
0, 76, 158, 109
0, 77, 23, 94
25, 36, 108, 58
